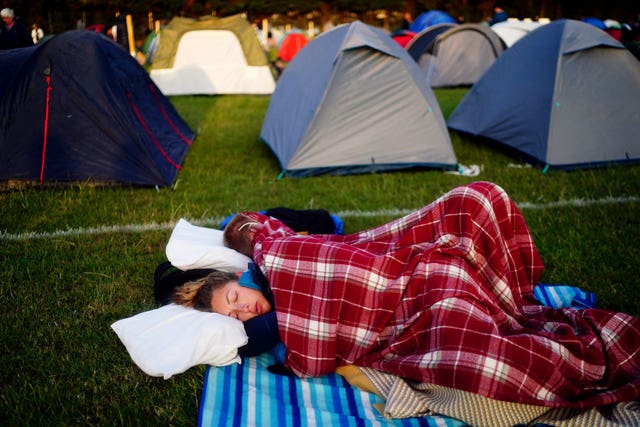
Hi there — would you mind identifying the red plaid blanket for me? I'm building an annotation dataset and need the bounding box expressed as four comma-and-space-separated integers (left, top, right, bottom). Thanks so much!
246, 181, 640, 408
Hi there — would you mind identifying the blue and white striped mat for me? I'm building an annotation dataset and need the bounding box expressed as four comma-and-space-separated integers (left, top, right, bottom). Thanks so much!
198, 353, 465, 427
533, 283, 596, 309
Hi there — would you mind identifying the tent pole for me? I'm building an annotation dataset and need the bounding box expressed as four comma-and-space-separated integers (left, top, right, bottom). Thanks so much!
308, 21, 314, 39
126, 14, 135, 57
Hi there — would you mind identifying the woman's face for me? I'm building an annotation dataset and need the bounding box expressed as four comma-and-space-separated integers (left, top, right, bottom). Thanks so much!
210, 280, 272, 321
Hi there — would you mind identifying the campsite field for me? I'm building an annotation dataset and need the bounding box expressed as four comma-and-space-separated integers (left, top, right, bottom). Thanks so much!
1, 91, 639, 425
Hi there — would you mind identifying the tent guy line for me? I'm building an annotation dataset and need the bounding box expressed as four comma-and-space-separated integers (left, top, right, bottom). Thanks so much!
2, 195, 638, 242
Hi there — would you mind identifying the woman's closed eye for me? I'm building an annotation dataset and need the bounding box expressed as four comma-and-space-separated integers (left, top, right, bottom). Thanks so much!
226, 290, 239, 318
227, 289, 238, 304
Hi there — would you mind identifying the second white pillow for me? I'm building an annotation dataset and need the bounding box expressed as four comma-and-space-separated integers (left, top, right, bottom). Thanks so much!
111, 304, 248, 379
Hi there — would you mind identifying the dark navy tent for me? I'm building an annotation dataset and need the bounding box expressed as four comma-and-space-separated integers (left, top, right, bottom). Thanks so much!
447, 19, 640, 170
0, 30, 195, 187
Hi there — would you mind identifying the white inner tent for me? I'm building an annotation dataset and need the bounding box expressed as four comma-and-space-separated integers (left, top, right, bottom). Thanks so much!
150, 30, 275, 95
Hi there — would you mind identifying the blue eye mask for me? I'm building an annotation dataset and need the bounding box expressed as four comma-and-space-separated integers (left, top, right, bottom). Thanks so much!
237, 263, 274, 307
237, 269, 262, 291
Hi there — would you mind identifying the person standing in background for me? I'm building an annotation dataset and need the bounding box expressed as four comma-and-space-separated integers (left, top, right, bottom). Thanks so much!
31, 23, 44, 44
400, 12, 413, 30
0, 8, 33, 49
489, 5, 508, 25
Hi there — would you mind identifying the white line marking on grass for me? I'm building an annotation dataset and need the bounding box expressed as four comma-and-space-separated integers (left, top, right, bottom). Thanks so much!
2, 196, 638, 242
517, 196, 640, 210
0, 222, 181, 241
334, 196, 640, 217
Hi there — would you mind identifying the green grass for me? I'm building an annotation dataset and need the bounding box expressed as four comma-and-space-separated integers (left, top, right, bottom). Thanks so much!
1, 91, 639, 425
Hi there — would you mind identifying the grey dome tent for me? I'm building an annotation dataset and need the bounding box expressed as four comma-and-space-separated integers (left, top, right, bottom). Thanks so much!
259, 21, 457, 177
406, 23, 505, 88
447, 19, 640, 170
0, 30, 195, 187
405, 23, 456, 60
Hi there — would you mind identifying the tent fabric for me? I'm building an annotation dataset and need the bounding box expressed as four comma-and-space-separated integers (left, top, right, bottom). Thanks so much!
490, 20, 543, 47
626, 41, 640, 61
603, 19, 623, 41
409, 10, 457, 33
405, 23, 456, 60
277, 32, 307, 62
581, 17, 607, 30
390, 30, 416, 48
447, 19, 640, 170
149, 15, 275, 95
408, 24, 506, 88
259, 21, 457, 177
0, 30, 195, 187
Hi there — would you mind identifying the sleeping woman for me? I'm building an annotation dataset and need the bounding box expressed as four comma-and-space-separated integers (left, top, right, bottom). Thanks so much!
169, 263, 281, 358
170, 181, 640, 410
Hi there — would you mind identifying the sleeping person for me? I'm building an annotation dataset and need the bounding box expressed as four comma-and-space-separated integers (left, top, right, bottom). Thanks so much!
168, 263, 282, 358
170, 181, 640, 409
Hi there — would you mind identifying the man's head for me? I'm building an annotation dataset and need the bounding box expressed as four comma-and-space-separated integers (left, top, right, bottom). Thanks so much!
1, 8, 14, 25
223, 213, 259, 258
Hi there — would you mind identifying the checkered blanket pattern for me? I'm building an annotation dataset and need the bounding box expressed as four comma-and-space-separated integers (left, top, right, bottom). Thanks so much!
245, 181, 640, 408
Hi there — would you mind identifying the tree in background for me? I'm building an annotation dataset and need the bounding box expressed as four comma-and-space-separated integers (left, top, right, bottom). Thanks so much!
8, 0, 640, 41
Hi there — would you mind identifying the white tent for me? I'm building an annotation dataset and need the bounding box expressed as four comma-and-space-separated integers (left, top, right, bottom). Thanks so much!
491, 20, 543, 47
149, 15, 276, 95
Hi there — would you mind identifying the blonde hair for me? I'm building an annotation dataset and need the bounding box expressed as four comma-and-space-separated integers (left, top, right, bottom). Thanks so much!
172, 270, 237, 311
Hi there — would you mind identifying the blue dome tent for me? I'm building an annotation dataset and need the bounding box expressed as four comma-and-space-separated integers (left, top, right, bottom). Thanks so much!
0, 30, 195, 187
581, 17, 607, 30
409, 10, 457, 33
448, 20, 640, 170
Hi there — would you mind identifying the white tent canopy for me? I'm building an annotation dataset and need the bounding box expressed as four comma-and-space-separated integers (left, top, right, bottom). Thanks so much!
491, 20, 544, 47
149, 15, 275, 95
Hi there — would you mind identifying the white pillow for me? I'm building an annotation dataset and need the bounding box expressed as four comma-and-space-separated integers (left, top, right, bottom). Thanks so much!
111, 304, 248, 379
165, 218, 252, 272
